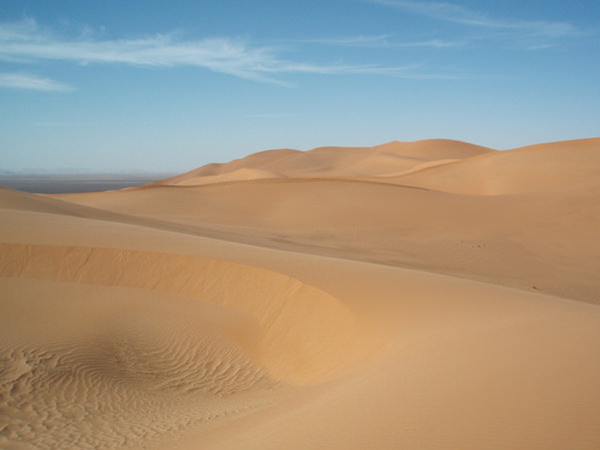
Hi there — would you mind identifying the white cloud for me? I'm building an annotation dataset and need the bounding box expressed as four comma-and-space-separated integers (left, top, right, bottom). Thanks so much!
370, 0, 502, 27
0, 72, 72, 91
369, 0, 583, 47
0, 18, 448, 85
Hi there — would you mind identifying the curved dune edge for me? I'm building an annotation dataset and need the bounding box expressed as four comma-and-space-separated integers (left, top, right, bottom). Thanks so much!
0, 243, 372, 384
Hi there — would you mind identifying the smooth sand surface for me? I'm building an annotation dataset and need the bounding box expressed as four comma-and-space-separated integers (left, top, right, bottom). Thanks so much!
2, 138, 600, 449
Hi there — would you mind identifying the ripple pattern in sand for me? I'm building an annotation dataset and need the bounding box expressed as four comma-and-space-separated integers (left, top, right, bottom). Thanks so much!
0, 322, 278, 449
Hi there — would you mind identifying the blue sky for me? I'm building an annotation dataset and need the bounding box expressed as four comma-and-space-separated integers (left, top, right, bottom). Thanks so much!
1, 0, 598, 173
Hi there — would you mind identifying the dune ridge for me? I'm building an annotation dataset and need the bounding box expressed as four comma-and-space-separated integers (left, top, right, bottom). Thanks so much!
155, 138, 493, 186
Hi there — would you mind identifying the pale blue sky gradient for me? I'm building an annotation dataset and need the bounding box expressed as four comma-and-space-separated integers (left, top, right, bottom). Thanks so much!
1, 0, 598, 172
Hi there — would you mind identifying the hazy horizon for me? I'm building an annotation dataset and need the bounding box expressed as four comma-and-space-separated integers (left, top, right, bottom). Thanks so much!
0, 173, 175, 193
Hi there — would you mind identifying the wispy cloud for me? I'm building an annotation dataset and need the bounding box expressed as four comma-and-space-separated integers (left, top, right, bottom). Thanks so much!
265, 62, 422, 75
301, 34, 464, 48
393, 38, 464, 48
369, 0, 584, 48
302, 34, 393, 46
0, 18, 449, 86
0, 72, 72, 91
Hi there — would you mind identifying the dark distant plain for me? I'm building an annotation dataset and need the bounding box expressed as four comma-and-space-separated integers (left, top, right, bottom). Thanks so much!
0, 174, 173, 194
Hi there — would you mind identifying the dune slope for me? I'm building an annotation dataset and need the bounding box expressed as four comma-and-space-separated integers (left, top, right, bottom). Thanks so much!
54, 175, 600, 303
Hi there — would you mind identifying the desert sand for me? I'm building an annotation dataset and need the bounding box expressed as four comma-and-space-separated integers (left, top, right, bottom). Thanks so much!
1, 137, 600, 449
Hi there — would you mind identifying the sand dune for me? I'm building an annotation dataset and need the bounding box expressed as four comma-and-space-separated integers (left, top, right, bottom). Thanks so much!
2, 137, 600, 449
389, 137, 600, 195
157, 139, 492, 186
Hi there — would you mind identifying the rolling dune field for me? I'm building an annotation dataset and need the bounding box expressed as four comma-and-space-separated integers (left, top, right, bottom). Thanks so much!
2, 138, 600, 449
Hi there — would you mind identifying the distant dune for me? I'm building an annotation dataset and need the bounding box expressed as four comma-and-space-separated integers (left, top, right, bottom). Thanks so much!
155, 139, 492, 186
2, 137, 600, 449
388, 137, 600, 195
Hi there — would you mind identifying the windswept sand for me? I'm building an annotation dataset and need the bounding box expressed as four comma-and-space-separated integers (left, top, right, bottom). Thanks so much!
2, 138, 600, 449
